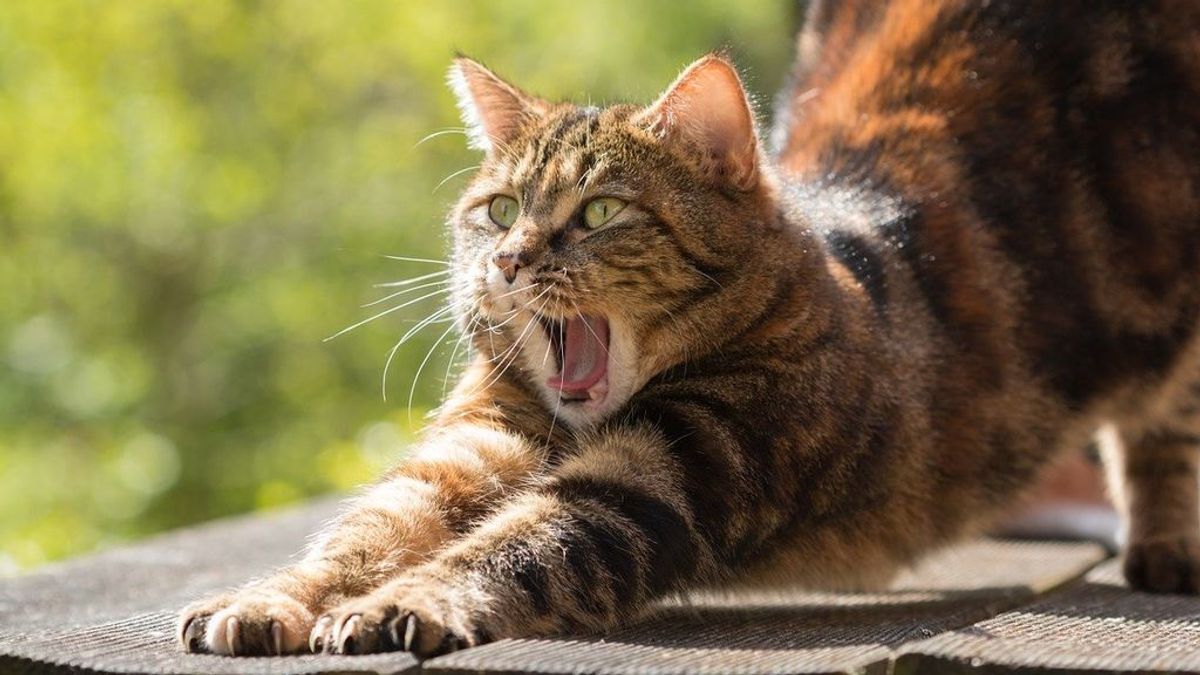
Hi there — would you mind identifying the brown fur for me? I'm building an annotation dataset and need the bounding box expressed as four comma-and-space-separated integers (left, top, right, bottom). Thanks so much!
180, 0, 1200, 658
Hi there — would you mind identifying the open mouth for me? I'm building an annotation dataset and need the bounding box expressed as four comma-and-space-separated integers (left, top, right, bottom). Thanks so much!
539, 314, 610, 404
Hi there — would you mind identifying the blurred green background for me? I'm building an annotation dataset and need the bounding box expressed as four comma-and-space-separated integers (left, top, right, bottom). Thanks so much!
0, 0, 795, 573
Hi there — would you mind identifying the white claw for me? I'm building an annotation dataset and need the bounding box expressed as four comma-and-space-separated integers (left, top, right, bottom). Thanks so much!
311, 615, 333, 653
271, 621, 284, 656
403, 614, 419, 652
339, 615, 361, 653
388, 618, 403, 647
225, 616, 241, 656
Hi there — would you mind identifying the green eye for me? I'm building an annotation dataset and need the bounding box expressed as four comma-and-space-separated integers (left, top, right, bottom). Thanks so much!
583, 197, 626, 229
488, 196, 519, 228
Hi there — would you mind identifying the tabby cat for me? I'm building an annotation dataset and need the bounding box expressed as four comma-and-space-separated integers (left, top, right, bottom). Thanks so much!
179, 0, 1200, 658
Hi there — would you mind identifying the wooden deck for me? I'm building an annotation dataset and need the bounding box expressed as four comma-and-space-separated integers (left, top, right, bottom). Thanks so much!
2, 499, 1196, 675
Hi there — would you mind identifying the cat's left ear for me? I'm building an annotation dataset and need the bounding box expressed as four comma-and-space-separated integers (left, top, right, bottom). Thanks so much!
636, 54, 760, 191
448, 56, 549, 155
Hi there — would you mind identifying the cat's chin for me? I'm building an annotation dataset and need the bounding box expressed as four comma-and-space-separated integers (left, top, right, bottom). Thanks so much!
553, 373, 611, 417
548, 368, 626, 427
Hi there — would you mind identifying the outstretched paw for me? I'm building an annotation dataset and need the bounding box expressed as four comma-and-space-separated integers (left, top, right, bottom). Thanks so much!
178, 590, 315, 656
1124, 536, 1200, 594
311, 580, 485, 658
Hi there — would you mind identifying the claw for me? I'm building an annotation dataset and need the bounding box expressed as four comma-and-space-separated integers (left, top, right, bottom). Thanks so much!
402, 613, 419, 652
225, 616, 241, 656
310, 616, 332, 654
337, 615, 361, 655
179, 617, 197, 652
387, 616, 403, 649
270, 620, 284, 656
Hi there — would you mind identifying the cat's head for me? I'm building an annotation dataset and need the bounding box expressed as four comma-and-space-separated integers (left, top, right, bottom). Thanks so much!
446, 54, 782, 426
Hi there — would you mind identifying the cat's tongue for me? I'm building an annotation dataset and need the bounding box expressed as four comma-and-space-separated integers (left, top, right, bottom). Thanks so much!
547, 315, 609, 395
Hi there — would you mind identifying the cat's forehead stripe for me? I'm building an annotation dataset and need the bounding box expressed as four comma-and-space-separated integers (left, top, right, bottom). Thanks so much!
515, 109, 602, 210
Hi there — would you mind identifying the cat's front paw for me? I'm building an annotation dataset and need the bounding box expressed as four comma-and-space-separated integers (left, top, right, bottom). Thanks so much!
179, 590, 315, 656
1124, 536, 1200, 594
311, 578, 487, 658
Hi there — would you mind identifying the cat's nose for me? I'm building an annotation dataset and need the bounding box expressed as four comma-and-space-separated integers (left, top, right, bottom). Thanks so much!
492, 251, 525, 284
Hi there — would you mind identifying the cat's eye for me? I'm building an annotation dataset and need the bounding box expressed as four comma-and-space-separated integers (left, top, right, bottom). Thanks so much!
488, 196, 519, 229
583, 197, 626, 229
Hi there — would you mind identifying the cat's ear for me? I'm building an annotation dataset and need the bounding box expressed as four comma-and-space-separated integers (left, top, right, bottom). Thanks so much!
636, 54, 760, 191
448, 56, 548, 154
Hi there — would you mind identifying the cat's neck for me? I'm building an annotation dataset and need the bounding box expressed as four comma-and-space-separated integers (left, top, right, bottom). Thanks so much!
682, 177, 874, 363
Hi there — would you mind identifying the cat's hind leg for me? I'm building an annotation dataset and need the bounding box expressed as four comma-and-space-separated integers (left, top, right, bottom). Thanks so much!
1105, 400, 1200, 593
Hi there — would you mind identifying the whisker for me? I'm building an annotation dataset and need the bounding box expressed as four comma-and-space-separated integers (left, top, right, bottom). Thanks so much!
476, 329, 534, 396
468, 284, 551, 341
473, 281, 551, 363
472, 293, 552, 397
414, 127, 468, 148
568, 298, 609, 356
374, 269, 451, 289
546, 380, 564, 447
325, 288, 447, 342
694, 268, 725, 290
540, 320, 555, 369
482, 308, 524, 334
536, 285, 563, 370
490, 282, 542, 302
484, 284, 552, 334
381, 255, 451, 266
434, 165, 481, 193
404, 320, 458, 416
463, 308, 540, 401
540, 289, 565, 445
395, 302, 459, 348
361, 279, 451, 308
488, 316, 536, 373
381, 302, 457, 400
441, 315, 478, 400
660, 304, 690, 377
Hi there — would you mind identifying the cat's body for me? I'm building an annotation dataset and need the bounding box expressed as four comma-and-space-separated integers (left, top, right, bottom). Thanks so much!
773, 0, 1200, 585
180, 0, 1200, 658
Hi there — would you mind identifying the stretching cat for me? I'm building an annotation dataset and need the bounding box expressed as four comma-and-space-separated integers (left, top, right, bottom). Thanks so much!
180, 0, 1200, 657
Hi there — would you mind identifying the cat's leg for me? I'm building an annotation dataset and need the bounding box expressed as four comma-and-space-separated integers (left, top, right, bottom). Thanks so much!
313, 425, 715, 657
178, 420, 547, 655
1107, 421, 1200, 594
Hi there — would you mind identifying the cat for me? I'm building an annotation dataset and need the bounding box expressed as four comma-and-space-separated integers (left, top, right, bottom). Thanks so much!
179, 0, 1200, 658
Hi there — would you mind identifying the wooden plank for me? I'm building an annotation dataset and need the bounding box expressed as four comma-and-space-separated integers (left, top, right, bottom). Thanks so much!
896, 558, 1200, 674
424, 540, 1107, 675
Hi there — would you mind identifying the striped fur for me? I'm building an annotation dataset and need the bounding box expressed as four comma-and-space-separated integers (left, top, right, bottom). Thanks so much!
180, 0, 1200, 658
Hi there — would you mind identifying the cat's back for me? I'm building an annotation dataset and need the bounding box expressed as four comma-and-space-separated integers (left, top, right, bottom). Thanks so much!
779, 0, 1200, 204
776, 0, 1200, 410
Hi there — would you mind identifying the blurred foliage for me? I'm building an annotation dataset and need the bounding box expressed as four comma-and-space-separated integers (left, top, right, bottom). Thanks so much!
0, 0, 795, 573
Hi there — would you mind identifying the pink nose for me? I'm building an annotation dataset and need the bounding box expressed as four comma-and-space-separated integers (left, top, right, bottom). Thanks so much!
492, 252, 524, 284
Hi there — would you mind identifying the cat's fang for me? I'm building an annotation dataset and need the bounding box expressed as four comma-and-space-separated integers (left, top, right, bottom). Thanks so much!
538, 316, 566, 372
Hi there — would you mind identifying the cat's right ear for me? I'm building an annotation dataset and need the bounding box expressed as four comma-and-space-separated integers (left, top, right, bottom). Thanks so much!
635, 54, 761, 191
448, 57, 548, 155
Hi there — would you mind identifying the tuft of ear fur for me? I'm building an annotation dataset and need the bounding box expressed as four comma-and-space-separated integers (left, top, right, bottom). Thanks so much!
448, 57, 548, 154
635, 54, 760, 191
